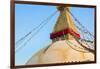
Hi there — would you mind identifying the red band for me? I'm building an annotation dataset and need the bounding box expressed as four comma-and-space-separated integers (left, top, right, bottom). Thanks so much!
50, 28, 80, 39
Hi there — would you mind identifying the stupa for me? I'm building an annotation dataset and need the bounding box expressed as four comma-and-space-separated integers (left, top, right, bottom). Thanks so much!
26, 6, 94, 65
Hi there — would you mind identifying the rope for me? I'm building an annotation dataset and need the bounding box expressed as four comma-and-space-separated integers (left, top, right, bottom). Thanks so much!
15, 10, 58, 48
66, 8, 94, 39
65, 40, 89, 53
68, 27, 94, 51
65, 8, 94, 50
72, 19, 93, 43
78, 39, 94, 50
15, 11, 58, 53
57, 8, 94, 53
73, 21, 94, 49
73, 36, 94, 54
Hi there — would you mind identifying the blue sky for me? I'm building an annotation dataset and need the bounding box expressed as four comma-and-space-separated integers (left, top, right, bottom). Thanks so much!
15, 4, 94, 65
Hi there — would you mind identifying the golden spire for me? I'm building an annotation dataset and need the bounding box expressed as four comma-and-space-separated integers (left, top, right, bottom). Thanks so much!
52, 6, 79, 40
